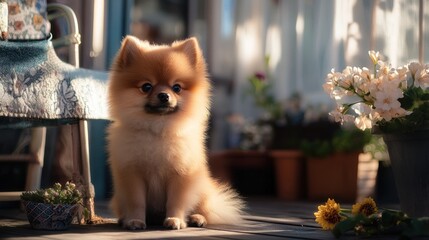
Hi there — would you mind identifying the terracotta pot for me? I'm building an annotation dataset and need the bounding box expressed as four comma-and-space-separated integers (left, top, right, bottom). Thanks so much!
270, 150, 305, 201
209, 150, 275, 196
306, 152, 360, 202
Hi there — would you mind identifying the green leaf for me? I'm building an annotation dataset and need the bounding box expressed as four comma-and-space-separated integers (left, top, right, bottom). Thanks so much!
421, 92, 429, 101
381, 210, 394, 225
333, 218, 359, 238
402, 217, 429, 238
399, 94, 414, 110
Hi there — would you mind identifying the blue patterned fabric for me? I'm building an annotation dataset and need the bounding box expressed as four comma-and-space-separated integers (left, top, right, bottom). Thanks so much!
0, 37, 108, 128
7, 0, 50, 40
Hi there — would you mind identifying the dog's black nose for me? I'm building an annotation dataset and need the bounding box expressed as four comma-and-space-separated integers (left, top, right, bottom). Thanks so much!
157, 93, 170, 103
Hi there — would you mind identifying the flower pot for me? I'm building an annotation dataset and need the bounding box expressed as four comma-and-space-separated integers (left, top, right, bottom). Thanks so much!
22, 201, 78, 230
209, 150, 275, 196
375, 162, 399, 204
306, 152, 360, 202
382, 130, 429, 217
269, 150, 305, 201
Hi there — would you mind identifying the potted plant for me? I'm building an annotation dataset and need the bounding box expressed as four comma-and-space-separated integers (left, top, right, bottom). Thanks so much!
244, 62, 346, 200
244, 58, 311, 200
246, 56, 283, 122
302, 126, 372, 202
323, 50, 429, 217
20, 182, 84, 230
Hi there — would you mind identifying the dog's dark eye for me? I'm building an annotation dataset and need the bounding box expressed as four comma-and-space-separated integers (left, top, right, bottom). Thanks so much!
172, 84, 182, 93
140, 83, 152, 93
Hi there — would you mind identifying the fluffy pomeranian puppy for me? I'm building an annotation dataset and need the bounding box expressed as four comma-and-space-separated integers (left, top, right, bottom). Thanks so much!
107, 35, 244, 230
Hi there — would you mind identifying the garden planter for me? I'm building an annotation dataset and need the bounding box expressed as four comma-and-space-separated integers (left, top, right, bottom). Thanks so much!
269, 150, 305, 200
306, 152, 360, 202
209, 150, 275, 196
382, 130, 429, 217
375, 162, 399, 204
22, 201, 78, 230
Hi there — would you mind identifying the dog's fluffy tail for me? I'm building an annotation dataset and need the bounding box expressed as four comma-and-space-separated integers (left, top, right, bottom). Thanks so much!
202, 180, 245, 225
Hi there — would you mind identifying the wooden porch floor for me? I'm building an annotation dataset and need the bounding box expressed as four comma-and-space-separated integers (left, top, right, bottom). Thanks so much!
0, 198, 401, 240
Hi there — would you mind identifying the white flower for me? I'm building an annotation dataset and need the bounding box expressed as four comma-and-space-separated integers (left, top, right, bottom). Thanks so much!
354, 115, 372, 130
413, 64, 429, 89
360, 67, 371, 79
330, 87, 348, 101
329, 108, 343, 122
323, 81, 334, 94
349, 102, 374, 130
353, 75, 371, 96
368, 51, 379, 65
335, 93, 362, 105
325, 51, 429, 130
408, 62, 421, 78
351, 102, 372, 115
329, 107, 355, 125
373, 89, 402, 112
397, 66, 408, 80
375, 108, 410, 122
339, 74, 353, 89
343, 114, 356, 124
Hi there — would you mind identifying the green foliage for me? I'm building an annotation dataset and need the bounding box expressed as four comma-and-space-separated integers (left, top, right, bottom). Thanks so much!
300, 139, 332, 157
332, 128, 372, 152
301, 128, 372, 157
333, 209, 429, 238
246, 55, 283, 120
20, 182, 82, 205
332, 215, 364, 238
248, 75, 282, 119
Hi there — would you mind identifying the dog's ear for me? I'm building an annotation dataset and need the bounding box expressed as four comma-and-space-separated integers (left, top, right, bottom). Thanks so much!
173, 37, 203, 67
116, 35, 150, 68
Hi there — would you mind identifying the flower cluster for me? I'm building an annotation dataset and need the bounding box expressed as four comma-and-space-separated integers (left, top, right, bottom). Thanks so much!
324, 51, 429, 132
20, 182, 82, 205
315, 198, 429, 238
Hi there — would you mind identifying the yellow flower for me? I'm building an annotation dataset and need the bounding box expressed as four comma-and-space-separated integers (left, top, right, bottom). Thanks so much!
352, 197, 378, 216
314, 198, 344, 230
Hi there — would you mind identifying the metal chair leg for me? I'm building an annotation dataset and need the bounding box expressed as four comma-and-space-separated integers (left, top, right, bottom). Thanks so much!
79, 120, 96, 222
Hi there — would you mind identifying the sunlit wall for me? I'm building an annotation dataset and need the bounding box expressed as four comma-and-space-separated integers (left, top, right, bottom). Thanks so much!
207, 0, 427, 118
204, 0, 428, 149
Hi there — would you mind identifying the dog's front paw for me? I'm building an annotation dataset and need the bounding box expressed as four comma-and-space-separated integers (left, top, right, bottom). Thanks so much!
164, 217, 187, 230
123, 219, 147, 230
189, 214, 207, 227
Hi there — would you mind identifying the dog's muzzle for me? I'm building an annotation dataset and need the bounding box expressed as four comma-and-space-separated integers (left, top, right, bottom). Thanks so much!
144, 103, 178, 115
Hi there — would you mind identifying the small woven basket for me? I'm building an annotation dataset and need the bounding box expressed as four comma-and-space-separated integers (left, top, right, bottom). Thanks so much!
22, 201, 78, 230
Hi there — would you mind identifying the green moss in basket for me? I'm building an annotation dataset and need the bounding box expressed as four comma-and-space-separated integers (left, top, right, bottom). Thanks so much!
20, 182, 82, 205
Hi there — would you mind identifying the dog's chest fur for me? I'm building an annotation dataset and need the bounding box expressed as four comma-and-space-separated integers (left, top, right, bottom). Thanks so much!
111, 124, 205, 176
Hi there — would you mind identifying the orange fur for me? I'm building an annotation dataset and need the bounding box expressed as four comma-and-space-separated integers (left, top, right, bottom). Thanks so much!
107, 36, 244, 230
